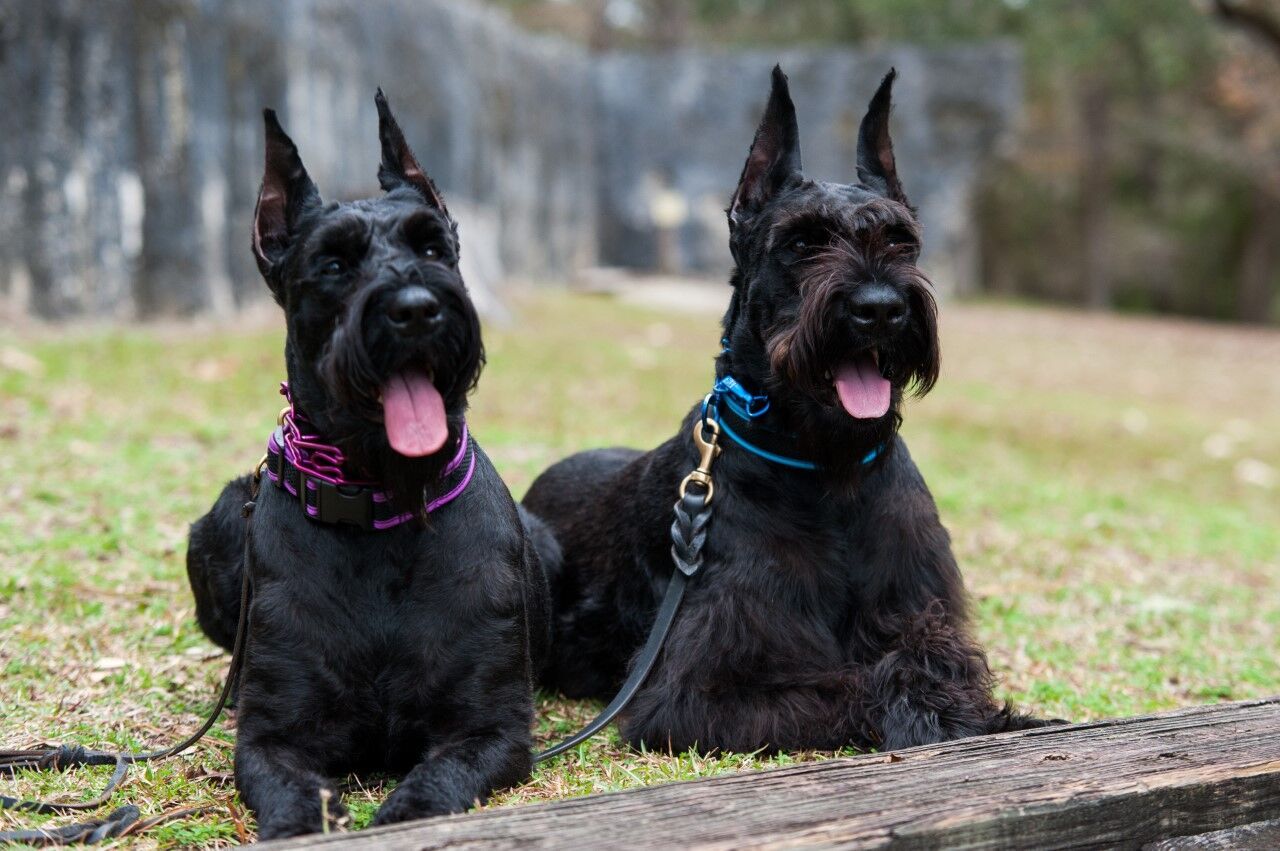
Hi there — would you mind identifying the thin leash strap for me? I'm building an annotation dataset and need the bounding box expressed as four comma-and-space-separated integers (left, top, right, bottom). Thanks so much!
535, 419, 718, 763
534, 564, 691, 762
0, 504, 255, 844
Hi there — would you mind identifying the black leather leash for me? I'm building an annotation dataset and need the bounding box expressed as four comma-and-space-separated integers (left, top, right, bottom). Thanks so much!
4, 410, 720, 832
0, 499, 257, 845
535, 412, 720, 763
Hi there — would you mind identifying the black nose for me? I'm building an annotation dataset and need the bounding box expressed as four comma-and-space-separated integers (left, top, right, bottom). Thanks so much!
386, 287, 441, 335
849, 283, 908, 335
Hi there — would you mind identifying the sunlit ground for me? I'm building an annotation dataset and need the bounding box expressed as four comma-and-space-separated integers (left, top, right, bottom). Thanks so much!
2, 289, 1277, 846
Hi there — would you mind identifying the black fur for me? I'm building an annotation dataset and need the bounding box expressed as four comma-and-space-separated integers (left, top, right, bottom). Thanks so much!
524, 67, 1051, 754
186, 91, 549, 840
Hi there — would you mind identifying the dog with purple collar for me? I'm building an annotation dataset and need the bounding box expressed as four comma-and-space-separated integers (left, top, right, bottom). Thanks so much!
185, 91, 550, 840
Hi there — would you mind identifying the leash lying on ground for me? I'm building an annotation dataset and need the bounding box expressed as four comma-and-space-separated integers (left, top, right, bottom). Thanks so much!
1, 408, 718, 838
535, 409, 720, 762
0, 502, 257, 846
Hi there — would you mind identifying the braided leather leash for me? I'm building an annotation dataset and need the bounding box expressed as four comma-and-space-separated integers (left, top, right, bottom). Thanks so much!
536, 412, 720, 762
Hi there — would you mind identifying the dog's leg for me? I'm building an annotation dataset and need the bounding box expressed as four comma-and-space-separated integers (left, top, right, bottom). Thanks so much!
862, 600, 1009, 749
516, 505, 556, 673
186, 475, 253, 652
371, 730, 531, 825
618, 596, 861, 754
234, 738, 346, 840
372, 616, 534, 828
623, 677, 859, 755
847, 451, 1051, 749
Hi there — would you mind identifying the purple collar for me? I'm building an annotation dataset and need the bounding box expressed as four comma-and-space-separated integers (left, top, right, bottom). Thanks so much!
263, 383, 475, 530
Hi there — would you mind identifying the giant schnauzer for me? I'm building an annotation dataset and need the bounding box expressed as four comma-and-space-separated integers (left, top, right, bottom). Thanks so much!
524, 67, 1047, 754
186, 92, 550, 839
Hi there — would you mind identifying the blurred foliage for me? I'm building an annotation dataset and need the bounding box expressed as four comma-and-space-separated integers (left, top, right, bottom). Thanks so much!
499, 0, 1280, 324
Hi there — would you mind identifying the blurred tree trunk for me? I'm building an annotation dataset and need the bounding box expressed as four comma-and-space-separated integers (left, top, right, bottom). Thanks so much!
646, 0, 688, 50
16, 2, 74, 319
1078, 78, 1113, 310
1126, 34, 1163, 197
1211, 1, 1280, 322
1212, 0, 1280, 54
586, 0, 613, 52
1237, 184, 1280, 322
130, 1, 208, 318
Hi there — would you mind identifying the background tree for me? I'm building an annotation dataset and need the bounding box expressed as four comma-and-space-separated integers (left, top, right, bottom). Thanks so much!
504, 0, 1280, 324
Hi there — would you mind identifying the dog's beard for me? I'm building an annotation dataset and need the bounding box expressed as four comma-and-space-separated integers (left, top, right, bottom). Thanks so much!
762, 255, 939, 483
315, 278, 484, 519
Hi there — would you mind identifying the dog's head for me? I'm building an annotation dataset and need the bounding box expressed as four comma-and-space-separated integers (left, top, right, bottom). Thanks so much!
721, 67, 939, 474
252, 90, 482, 513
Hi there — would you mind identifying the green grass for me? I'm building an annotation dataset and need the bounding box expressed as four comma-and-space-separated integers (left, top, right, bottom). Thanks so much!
2, 292, 1278, 846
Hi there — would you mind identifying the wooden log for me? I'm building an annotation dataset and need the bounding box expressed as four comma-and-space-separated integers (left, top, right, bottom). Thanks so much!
266, 697, 1280, 849
1147, 818, 1280, 850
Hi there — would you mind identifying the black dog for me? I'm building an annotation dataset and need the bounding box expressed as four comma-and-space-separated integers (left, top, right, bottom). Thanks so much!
186, 92, 549, 839
524, 67, 1047, 754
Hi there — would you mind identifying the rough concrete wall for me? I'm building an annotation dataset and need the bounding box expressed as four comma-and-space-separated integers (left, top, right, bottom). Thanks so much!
0, 0, 1017, 319
0, 0, 594, 318
593, 45, 1022, 296
275, 0, 596, 313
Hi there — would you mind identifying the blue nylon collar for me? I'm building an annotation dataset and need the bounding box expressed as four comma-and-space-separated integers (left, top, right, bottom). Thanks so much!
702, 375, 882, 470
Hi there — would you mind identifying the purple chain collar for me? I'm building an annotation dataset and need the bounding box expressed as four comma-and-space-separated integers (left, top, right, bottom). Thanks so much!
265, 383, 475, 529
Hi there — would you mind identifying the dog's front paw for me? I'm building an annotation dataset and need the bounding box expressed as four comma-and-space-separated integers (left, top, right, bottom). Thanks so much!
256, 812, 331, 841
1010, 715, 1071, 730
253, 788, 348, 840
372, 790, 464, 827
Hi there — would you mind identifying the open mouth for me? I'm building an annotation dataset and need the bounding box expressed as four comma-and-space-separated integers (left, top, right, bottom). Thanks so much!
378, 367, 448, 457
832, 349, 891, 419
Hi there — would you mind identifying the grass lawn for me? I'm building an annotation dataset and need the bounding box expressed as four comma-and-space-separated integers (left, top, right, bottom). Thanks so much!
2, 290, 1278, 847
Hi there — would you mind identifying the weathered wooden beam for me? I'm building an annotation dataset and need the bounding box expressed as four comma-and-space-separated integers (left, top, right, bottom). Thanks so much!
1149, 818, 1280, 850
266, 697, 1280, 849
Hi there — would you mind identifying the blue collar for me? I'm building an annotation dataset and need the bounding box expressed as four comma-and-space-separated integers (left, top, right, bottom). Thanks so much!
702, 375, 882, 471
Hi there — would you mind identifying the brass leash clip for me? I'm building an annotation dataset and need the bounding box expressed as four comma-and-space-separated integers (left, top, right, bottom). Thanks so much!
679, 405, 722, 504
250, 453, 269, 498
250, 406, 290, 494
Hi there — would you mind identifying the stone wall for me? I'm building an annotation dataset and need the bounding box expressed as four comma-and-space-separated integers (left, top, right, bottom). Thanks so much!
0, 0, 1019, 319
0, 0, 595, 318
593, 45, 1022, 295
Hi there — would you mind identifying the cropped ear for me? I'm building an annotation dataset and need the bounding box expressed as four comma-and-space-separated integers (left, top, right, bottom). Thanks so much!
375, 88, 448, 214
728, 65, 802, 229
252, 109, 321, 283
856, 69, 909, 206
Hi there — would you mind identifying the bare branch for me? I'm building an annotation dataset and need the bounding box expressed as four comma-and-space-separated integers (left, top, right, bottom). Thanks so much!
1213, 0, 1280, 56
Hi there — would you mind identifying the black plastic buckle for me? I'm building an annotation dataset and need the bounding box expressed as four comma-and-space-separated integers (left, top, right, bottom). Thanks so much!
313, 479, 374, 529
272, 427, 286, 481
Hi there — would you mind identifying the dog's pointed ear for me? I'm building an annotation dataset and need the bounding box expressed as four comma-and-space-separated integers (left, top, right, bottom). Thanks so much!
252, 109, 321, 284
729, 65, 802, 230
375, 88, 448, 215
856, 69, 908, 206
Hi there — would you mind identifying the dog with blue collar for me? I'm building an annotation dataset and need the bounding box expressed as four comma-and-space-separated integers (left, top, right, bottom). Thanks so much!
523, 66, 1056, 755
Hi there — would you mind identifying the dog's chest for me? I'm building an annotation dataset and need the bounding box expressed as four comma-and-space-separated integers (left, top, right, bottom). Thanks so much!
319, 538, 454, 636
261, 510, 456, 652
702, 492, 872, 617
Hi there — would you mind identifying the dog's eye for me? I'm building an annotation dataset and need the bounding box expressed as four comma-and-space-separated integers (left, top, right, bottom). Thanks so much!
420, 244, 440, 260
320, 259, 346, 277
785, 234, 821, 260
884, 227, 918, 251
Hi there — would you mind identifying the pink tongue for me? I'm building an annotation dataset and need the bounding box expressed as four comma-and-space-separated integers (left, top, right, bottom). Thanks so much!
381, 370, 448, 457
834, 355, 891, 419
